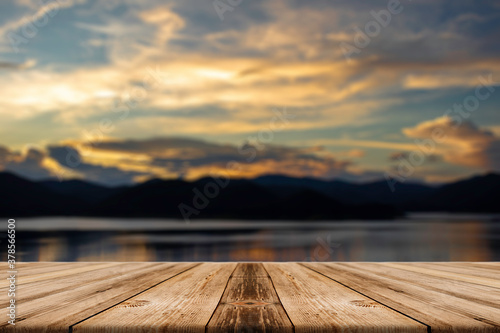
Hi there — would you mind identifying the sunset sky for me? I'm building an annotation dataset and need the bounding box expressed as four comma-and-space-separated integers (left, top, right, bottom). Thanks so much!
1, 0, 500, 185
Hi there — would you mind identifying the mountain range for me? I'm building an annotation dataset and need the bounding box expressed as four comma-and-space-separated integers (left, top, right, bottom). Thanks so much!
1, 172, 499, 219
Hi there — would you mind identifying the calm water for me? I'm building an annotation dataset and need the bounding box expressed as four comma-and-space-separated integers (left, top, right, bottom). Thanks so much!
4, 214, 500, 261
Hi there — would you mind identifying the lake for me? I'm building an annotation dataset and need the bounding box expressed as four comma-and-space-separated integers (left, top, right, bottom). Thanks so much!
4, 214, 500, 261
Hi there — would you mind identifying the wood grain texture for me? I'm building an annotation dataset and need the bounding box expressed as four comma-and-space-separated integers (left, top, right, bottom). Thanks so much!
391, 262, 500, 284
73, 262, 236, 333
0, 262, 121, 289
4, 262, 84, 276
304, 262, 500, 332
2, 262, 500, 333
0, 262, 196, 333
264, 263, 426, 333
207, 263, 293, 333
377, 263, 500, 309
455, 262, 500, 270
0, 263, 146, 310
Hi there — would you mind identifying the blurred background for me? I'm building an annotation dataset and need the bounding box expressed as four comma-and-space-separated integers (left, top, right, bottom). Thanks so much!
1, 0, 500, 261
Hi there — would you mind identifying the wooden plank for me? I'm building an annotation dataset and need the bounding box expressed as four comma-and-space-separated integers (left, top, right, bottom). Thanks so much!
0, 262, 122, 289
372, 263, 500, 309
304, 262, 500, 332
457, 262, 500, 269
7, 262, 84, 276
447, 262, 500, 271
2, 262, 499, 332
392, 262, 500, 285
264, 263, 426, 333
0, 262, 196, 333
73, 262, 236, 333
404, 262, 500, 278
387, 263, 500, 288
207, 263, 293, 333
0, 263, 138, 307
1, 262, 95, 288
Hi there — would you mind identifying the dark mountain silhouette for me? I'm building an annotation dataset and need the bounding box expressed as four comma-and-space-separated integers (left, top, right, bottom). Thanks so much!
41, 179, 125, 204
197, 179, 279, 219
407, 172, 500, 213
0, 171, 499, 218
271, 189, 398, 220
254, 175, 364, 203
0, 172, 84, 216
355, 180, 436, 205
93, 178, 382, 219
254, 175, 435, 205
93, 179, 195, 217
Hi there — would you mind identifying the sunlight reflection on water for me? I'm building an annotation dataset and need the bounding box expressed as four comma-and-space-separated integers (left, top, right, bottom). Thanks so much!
6, 214, 500, 261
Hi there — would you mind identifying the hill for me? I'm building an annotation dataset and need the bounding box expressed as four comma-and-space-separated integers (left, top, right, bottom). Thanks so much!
0, 171, 498, 218
0, 172, 84, 216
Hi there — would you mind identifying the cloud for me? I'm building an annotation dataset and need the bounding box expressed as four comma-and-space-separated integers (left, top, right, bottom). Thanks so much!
0, 146, 13, 166
73, 136, 356, 181
345, 149, 366, 158
47, 145, 147, 186
0, 0, 85, 42
1, 128, 490, 185
3, 0, 498, 129
304, 139, 417, 151
0, 59, 36, 70
0, 136, 387, 185
1, 0, 500, 185
139, 6, 185, 45
0, 145, 57, 180
388, 151, 441, 163
3, 137, 372, 185
332, 149, 366, 158
403, 116, 500, 170
0, 0, 498, 148
388, 151, 409, 161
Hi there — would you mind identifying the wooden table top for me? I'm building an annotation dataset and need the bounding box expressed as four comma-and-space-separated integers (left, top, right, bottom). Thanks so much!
1, 262, 499, 332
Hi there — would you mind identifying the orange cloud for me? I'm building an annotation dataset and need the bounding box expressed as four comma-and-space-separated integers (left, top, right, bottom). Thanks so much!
403, 116, 500, 169
40, 137, 361, 184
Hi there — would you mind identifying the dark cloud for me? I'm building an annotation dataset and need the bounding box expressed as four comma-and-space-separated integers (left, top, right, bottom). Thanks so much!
0, 60, 35, 70
484, 140, 500, 170
0, 136, 445, 185
86, 137, 221, 154
0, 146, 10, 165
0, 146, 53, 180
48, 145, 147, 186
83, 137, 353, 179
9, 138, 360, 186
388, 152, 409, 161
0, 62, 24, 70
389, 151, 441, 163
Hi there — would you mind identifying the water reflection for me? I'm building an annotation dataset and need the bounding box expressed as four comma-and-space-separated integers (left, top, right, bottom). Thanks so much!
5, 215, 499, 262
